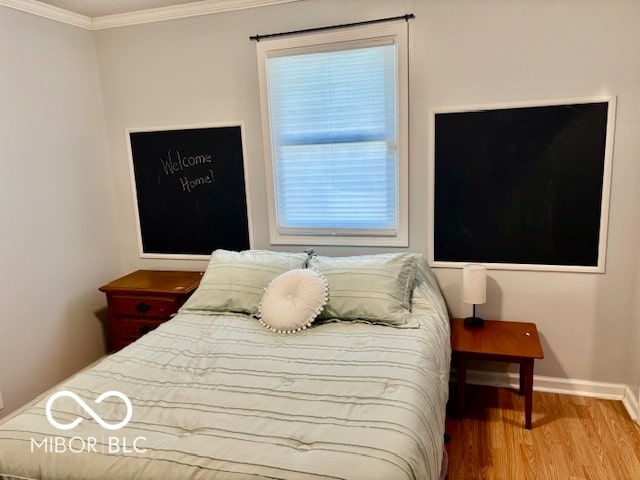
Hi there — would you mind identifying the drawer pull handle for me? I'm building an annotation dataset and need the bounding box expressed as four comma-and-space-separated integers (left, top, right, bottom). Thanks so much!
139, 325, 153, 335
136, 302, 151, 313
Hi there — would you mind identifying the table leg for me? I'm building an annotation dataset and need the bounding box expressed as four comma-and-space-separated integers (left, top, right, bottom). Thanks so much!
456, 353, 467, 419
522, 358, 534, 429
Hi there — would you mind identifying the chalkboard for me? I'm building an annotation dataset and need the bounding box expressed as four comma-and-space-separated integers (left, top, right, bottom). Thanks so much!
430, 98, 615, 272
127, 124, 251, 258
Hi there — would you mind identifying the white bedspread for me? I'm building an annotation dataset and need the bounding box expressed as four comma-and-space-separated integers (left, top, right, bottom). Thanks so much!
0, 262, 450, 480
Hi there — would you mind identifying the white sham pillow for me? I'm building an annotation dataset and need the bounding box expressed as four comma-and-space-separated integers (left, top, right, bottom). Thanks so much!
258, 269, 328, 334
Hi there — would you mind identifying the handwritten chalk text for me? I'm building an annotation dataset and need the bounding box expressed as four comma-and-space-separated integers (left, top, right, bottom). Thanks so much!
180, 169, 215, 193
160, 150, 212, 176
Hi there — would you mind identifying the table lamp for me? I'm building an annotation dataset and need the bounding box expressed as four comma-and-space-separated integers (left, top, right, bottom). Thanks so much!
463, 264, 487, 328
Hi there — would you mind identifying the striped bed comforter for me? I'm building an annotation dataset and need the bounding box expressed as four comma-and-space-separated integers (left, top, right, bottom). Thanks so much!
0, 261, 450, 480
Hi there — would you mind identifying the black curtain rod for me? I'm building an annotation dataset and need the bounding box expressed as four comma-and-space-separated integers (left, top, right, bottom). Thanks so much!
249, 13, 414, 42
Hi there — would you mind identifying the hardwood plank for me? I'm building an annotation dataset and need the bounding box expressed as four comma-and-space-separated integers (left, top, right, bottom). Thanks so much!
445, 385, 640, 479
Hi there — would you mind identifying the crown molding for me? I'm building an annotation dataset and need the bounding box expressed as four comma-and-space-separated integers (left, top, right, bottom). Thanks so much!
0, 0, 91, 29
92, 0, 302, 30
0, 0, 303, 30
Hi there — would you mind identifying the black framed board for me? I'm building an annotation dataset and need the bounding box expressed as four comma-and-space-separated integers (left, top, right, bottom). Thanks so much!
127, 123, 251, 259
429, 97, 616, 272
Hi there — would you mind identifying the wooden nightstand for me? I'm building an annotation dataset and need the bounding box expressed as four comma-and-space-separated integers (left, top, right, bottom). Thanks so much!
99, 270, 202, 351
451, 318, 544, 429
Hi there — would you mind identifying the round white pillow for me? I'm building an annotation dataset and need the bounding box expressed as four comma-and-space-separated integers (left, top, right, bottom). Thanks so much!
258, 268, 328, 333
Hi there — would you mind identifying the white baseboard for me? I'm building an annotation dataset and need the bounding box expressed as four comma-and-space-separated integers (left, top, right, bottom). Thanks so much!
623, 385, 639, 422
458, 369, 639, 423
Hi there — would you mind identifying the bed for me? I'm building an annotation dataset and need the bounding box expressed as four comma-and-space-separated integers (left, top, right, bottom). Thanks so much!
0, 250, 451, 480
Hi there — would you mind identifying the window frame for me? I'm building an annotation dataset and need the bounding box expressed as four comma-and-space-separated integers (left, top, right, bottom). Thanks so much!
256, 22, 409, 247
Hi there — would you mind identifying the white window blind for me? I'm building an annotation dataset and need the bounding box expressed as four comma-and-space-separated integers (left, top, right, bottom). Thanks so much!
257, 23, 408, 246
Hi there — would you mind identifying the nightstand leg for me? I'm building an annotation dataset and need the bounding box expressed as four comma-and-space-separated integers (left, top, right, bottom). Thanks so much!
456, 353, 467, 418
523, 359, 534, 429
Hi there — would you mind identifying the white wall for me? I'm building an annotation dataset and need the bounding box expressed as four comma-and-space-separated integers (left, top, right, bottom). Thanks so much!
0, 6, 121, 415
415, 0, 640, 387
416, 0, 640, 389
630, 253, 640, 418
94, 0, 640, 389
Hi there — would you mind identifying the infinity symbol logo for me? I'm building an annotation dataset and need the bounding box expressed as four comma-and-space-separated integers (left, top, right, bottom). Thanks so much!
45, 391, 133, 431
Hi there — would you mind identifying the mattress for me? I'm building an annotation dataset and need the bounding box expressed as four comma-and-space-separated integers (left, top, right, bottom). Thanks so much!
0, 260, 450, 480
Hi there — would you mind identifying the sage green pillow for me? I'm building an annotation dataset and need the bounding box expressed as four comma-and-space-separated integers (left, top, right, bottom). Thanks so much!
310, 252, 418, 326
180, 249, 306, 315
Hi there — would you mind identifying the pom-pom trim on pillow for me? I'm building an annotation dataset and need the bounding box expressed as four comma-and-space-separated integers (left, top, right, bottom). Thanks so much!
258, 268, 329, 334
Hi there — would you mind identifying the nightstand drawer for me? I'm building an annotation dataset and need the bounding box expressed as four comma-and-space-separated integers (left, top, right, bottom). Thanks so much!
109, 295, 178, 319
110, 318, 165, 340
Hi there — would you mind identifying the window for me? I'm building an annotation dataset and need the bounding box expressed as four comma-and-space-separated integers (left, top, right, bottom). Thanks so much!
256, 22, 408, 246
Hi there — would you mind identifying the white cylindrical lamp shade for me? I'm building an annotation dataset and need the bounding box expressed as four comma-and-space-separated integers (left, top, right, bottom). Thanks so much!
463, 264, 487, 305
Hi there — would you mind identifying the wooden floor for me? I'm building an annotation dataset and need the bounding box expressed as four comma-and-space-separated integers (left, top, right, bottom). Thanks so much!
445, 385, 640, 480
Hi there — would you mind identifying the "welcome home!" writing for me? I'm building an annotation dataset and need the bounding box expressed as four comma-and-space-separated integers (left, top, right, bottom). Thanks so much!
159, 149, 214, 193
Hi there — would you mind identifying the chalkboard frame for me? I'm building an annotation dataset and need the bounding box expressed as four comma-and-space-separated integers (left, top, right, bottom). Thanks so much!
126, 122, 253, 260
428, 96, 616, 273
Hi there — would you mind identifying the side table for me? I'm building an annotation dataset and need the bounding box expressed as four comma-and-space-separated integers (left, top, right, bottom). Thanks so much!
451, 318, 544, 429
